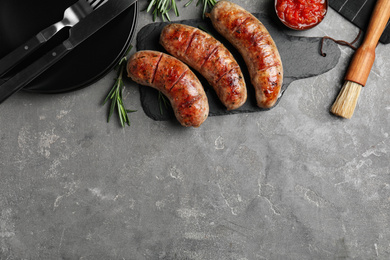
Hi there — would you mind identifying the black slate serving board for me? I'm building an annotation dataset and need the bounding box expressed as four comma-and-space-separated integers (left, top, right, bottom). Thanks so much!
134, 13, 341, 121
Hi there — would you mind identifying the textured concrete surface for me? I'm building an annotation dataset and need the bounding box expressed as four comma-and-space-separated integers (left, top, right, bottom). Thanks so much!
1, 0, 390, 259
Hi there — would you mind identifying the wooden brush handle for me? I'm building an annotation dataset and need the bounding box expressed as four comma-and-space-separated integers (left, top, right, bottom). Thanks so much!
344, 0, 390, 86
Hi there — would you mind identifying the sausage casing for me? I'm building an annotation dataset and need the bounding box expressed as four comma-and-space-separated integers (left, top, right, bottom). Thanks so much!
127, 50, 209, 127
160, 23, 247, 110
209, 1, 283, 109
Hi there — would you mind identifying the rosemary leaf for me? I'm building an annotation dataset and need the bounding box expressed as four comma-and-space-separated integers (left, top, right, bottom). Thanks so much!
107, 91, 116, 122
117, 98, 124, 126
147, 0, 156, 12
184, 0, 193, 7
202, 0, 207, 18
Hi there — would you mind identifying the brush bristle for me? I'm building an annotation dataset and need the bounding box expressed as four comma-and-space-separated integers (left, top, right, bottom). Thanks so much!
330, 81, 362, 119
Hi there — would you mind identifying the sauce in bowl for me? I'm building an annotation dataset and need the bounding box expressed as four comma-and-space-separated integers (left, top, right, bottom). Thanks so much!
275, 0, 328, 30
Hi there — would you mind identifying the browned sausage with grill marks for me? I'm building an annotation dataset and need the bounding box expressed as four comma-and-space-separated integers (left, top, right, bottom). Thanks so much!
208, 1, 283, 109
127, 50, 209, 127
160, 23, 247, 110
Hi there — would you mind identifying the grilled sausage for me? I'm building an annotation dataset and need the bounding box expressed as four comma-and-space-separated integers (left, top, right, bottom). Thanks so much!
160, 23, 247, 110
127, 50, 209, 127
208, 1, 283, 109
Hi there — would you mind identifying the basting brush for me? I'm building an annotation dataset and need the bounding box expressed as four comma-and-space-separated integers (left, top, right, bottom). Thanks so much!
330, 0, 390, 119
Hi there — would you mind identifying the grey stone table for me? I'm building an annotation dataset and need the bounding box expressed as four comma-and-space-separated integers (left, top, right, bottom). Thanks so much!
1, 1, 389, 259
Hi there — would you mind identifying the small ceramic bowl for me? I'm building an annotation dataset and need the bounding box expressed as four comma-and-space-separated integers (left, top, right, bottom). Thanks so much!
274, 0, 328, 30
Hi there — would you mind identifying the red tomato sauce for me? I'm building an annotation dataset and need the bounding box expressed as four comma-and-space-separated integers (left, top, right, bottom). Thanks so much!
275, 0, 327, 30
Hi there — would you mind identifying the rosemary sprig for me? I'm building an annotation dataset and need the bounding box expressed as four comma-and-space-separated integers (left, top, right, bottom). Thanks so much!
158, 91, 171, 115
147, 0, 180, 21
185, 0, 217, 18
104, 46, 136, 127
146, 0, 216, 21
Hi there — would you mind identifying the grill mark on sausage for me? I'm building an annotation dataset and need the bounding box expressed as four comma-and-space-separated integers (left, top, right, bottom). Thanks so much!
199, 45, 220, 70
184, 31, 197, 55
215, 66, 240, 83
257, 62, 281, 72
169, 69, 189, 92
251, 31, 268, 47
178, 94, 203, 110
151, 53, 163, 84
233, 17, 250, 33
